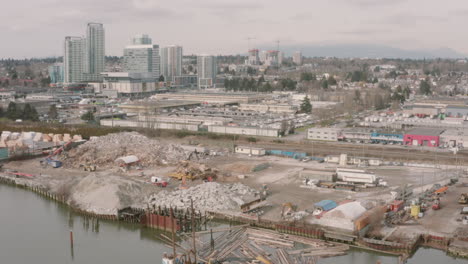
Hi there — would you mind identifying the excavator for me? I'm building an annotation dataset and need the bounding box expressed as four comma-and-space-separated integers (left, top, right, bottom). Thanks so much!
281, 202, 295, 219
40, 141, 73, 168
80, 164, 97, 172
169, 160, 217, 182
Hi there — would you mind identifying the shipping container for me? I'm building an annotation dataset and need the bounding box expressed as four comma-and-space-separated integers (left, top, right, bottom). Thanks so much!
0, 148, 8, 160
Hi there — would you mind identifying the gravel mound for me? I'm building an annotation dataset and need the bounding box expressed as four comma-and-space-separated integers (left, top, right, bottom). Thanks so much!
70, 173, 144, 215
148, 182, 259, 213
66, 132, 187, 168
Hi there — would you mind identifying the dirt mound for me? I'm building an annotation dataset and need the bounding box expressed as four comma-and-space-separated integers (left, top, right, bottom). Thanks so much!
65, 132, 187, 168
69, 173, 145, 215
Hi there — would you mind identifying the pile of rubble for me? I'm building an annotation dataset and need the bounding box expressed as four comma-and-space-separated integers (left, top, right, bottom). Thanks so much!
148, 182, 259, 213
170, 161, 218, 180
65, 132, 187, 168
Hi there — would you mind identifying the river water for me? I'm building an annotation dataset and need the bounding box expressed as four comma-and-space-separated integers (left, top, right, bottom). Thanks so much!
0, 184, 466, 264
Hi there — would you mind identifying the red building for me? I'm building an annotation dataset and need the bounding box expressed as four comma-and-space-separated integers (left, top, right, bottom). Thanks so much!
403, 128, 444, 147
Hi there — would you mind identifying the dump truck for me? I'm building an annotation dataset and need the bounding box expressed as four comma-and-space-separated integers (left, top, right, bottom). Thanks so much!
432, 198, 441, 210
150, 177, 168, 187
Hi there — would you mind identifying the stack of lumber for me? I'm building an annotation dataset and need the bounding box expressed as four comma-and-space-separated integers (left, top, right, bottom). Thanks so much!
197, 227, 349, 263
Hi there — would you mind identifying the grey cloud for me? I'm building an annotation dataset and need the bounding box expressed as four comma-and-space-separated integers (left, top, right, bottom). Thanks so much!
377, 13, 448, 26
290, 13, 313, 21
196, 1, 263, 10
338, 29, 391, 36
339, 0, 408, 7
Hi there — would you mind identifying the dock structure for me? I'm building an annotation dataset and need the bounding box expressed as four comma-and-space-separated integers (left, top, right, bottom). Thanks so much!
118, 205, 207, 233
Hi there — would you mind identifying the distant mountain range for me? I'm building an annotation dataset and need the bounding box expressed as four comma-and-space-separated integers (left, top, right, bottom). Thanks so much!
259, 44, 467, 59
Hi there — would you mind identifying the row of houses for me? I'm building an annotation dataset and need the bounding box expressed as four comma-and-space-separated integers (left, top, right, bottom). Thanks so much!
307, 127, 468, 148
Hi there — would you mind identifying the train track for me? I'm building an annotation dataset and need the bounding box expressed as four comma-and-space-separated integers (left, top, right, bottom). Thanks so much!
253, 140, 468, 165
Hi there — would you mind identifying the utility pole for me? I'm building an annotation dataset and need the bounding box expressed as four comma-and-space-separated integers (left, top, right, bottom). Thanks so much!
191, 199, 197, 264
171, 208, 176, 258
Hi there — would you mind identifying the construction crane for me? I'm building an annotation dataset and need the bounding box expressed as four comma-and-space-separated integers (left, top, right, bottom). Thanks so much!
246, 37, 256, 51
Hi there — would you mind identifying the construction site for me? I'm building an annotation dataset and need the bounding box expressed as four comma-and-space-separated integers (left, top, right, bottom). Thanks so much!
1, 130, 468, 263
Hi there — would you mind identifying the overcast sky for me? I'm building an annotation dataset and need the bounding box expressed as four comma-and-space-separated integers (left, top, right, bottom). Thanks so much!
1, 0, 468, 58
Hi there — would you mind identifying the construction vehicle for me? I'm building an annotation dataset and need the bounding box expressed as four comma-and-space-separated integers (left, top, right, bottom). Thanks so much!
39, 141, 73, 168
80, 164, 97, 172
169, 161, 217, 181
179, 174, 188, 190
432, 198, 441, 210
281, 202, 295, 219
150, 176, 168, 187
459, 193, 468, 204
40, 157, 63, 168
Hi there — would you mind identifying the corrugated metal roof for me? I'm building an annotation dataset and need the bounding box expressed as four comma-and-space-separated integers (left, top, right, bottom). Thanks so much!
314, 200, 337, 211
406, 128, 445, 136
115, 155, 139, 164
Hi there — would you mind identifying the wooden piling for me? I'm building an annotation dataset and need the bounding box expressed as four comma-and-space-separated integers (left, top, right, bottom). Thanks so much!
70, 230, 74, 247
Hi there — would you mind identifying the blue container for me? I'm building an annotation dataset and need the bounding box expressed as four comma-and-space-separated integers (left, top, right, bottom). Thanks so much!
0, 148, 8, 160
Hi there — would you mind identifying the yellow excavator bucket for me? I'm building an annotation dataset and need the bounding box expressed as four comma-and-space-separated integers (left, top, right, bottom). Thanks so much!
256, 256, 272, 264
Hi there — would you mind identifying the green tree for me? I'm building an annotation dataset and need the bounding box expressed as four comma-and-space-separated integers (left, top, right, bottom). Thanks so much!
280, 78, 296, 90
40, 77, 51, 88
321, 79, 329, 89
350, 70, 367, 82
391, 85, 406, 103
419, 79, 431, 95
158, 75, 165, 82
258, 75, 265, 84
0, 106, 4, 118
81, 111, 95, 122
24, 67, 35, 79
22, 103, 39, 121
353, 90, 362, 104
48, 104, 58, 119
378, 82, 390, 90
224, 79, 230, 90
300, 72, 316, 81
11, 71, 18, 80
300, 96, 312, 113
6, 102, 20, 120
387, 70, 398, 79
262, 82, 273, 92
327, 76, 337, 86
374, 94, 385, 110
403, 87, 411, 99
